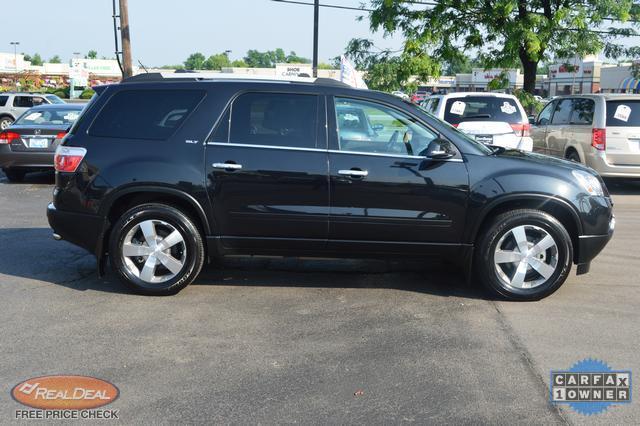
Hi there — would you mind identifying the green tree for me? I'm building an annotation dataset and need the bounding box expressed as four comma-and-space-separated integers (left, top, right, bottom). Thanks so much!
184, 52, 206, 70
203, 52, 231, 70
231, 59, 248, 67
49, 55, 62, 64
86, 50, 98, 59
285, 51, 311, 64
23, 53, 32, 63
355, 0, 640, 93
244, 49, 276, 67
30, 53, 43, 66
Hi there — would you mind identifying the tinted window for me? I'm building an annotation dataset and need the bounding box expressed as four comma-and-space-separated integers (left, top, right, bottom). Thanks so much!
15, 108, 82, 126
537, 101, 554, 125
45, 95, 65, 104
209, 108, 230, 142
229, 93, 318, 148
606, 100, 640, 127
443, 96, 522, 125
13, 96, 34, 108
335, 97, 438, 156
551, 99, 572, 125
90, 90, 205, 140
0, 95, 7, 107
570, 98, 594, 124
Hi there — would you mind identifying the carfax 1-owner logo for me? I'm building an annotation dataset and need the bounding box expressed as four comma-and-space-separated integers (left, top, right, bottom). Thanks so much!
551, 359, 632, 415
11, 375, 119, 420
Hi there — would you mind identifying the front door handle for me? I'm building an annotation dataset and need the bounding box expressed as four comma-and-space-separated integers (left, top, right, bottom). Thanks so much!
338, 169, 368, 178
213, 162, 242, 170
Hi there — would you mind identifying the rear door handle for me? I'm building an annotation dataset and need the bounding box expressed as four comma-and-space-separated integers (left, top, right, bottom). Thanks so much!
338, 169, 368, 177
212, 162, 242, 170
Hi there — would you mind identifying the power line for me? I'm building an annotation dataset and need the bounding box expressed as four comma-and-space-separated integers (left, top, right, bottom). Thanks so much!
270, 0, 640, 37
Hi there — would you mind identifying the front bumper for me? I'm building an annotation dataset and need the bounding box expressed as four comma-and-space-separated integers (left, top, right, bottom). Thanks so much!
0, 145, 54, 169
47, 202, 105, 256
575, 215, 615, 274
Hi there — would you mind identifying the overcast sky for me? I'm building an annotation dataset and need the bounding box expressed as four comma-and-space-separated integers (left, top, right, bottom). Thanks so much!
1, 0, 401, 66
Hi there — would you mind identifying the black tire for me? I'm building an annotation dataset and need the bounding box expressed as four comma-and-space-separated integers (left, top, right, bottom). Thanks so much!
0, 116, 13, 130
109, 203, 205, 295
3, 168, 26, 182
566, 150, 581, 163
475, 209, 573, 301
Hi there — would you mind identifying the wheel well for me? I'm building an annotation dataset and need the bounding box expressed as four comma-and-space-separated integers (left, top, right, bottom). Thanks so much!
103, 192, 209, 256
474, 199, 580, 263
0, 113, 14, 120
565, 146, 579, 159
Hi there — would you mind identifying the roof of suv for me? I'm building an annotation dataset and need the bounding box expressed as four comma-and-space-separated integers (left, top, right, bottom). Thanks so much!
553, 93, 640, 101
433, 92, 518, 99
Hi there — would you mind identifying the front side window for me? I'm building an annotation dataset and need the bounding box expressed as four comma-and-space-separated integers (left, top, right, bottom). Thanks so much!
335, 97, 438, 156
551, 99, 572, 125
45, 95, 65, 104
89, 90, 205, 140
228, 92, 318, 149
537, 101, 555, 125
570, 98, 595, 124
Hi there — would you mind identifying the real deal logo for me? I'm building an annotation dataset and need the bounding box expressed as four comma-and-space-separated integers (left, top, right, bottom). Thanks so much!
11, 375, 119, 410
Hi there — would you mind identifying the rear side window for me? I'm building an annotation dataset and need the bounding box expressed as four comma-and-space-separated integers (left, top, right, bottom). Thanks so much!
228, 92, 318, 149
551, 99, 572, 125
443, 96, 522, 125
0, 95, 8, 107
569, 98, 594, 125
606, 100, 640, 127
89, 90, 205, 140
13, 96, 34, 108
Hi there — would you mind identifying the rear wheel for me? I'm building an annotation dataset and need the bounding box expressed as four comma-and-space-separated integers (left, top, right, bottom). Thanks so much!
109, 203, 205, 295
3, 168, 26, 182
475, 209, 573, 301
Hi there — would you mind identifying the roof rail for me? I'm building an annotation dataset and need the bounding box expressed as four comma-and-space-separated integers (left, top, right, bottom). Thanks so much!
121, 71, 355, 88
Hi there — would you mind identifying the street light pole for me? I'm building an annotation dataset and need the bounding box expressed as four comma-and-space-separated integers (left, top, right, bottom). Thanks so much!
10, 41, 20, 90
312, 0, 319, 78
118, 0, 133, 78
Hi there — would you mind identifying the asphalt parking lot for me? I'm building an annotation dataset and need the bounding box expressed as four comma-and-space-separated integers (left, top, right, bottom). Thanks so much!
0, 169, 638, 424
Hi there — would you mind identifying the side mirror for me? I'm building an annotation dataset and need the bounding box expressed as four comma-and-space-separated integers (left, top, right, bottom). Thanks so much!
424, 138, 455, 159
372, 123, 384, 132
528, 115, 536, 125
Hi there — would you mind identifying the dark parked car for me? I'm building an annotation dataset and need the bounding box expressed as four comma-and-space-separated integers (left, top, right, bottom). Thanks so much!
47, 74, 614, 300
0, 104, 84, 181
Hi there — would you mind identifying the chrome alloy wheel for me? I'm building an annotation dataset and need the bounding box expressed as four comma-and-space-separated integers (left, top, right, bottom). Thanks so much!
122, 220, 187, 284
493, 225, 559, 289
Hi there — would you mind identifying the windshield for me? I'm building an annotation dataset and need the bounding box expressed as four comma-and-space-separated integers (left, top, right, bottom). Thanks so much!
15, 108, 82, 126
444, 96, 523, 125
45, 95, 66, 104
606, 100, 640, 127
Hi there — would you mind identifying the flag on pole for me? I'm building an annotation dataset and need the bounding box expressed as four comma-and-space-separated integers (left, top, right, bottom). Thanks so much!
340, 56, 368, 89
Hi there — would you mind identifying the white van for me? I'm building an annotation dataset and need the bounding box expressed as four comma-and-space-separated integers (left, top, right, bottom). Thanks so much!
531, 94, 640, 178
421, 92, 533, 151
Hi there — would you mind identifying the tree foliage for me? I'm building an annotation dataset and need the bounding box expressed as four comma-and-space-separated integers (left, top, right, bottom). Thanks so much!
49, 55, 62, 64
86, 50, 98, 59
204, 53, 231, 70
352, 0, 640, 93
184, 52, 206, 70
244, 48, 310, 68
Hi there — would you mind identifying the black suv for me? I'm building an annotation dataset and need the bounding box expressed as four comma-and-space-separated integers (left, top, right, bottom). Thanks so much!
47, 74, 614, 300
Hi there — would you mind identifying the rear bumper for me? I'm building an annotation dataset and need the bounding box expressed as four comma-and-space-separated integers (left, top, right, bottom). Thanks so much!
0, 145, 54, 169
486, 135, 533, 152
575, 216, 615, 273
47, 202, 105, 255
585, 151, 640, 178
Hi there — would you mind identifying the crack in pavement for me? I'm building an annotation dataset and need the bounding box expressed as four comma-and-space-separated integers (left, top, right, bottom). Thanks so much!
490, 300, 571, 425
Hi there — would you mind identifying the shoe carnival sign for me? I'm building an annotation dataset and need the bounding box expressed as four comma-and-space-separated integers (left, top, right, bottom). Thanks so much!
11, 376, 119, 410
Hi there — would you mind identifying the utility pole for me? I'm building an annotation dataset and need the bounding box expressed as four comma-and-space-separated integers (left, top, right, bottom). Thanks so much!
119, 0, 133, 78
312, 0, 319, 77
10, 41, 19, 90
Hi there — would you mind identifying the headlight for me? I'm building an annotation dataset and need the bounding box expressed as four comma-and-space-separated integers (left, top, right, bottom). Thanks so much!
572, 170, 604, 196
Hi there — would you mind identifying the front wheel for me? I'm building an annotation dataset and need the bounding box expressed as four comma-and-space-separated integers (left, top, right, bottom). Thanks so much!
109, 203, 205, 295
475, 209, 573, 301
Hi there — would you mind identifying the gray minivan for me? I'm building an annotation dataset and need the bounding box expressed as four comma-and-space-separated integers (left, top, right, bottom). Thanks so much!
531, 94, 640, 178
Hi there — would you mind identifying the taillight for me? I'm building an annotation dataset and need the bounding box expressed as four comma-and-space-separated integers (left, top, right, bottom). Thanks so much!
592, 128, 606, 151
510, 123, 531, 137
0, 131, 20, 144
54, 146, 87, 172
55, 131, 67, 140
452, 124, 459, 128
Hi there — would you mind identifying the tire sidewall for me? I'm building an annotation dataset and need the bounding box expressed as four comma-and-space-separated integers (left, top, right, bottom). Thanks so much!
110, 205, 202, 295
478, 211, 573, 300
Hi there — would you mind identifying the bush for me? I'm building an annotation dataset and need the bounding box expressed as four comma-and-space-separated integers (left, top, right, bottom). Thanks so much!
514, 89, 543, 116
79, 88, 95, 99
